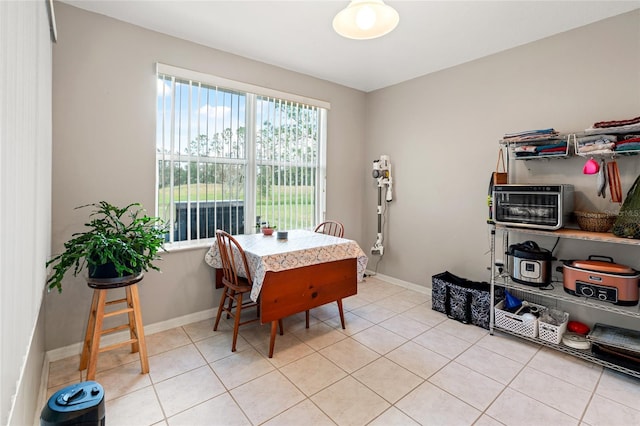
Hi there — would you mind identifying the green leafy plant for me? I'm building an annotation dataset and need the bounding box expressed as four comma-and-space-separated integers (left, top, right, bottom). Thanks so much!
46, 201, 168, 292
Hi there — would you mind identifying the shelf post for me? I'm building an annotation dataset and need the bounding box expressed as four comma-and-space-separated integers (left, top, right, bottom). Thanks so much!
489, 223, 496, 335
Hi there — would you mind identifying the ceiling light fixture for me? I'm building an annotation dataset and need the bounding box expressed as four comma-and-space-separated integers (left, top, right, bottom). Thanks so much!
333, 0, 399, 40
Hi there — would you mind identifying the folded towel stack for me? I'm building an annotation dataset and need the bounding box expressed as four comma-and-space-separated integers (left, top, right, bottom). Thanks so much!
593, 116, 640, 129
576, 134, 617, 155
504, 128, 566, 157
513, 143, 567, 158
616, 136, 640, 152
503, 128, 559, 143
585, 115, 640, 135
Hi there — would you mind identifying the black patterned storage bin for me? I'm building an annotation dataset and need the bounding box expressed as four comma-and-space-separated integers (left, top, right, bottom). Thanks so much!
432, 271, 503, 329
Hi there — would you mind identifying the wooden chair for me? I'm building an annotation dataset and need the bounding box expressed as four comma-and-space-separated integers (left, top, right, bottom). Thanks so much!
314, 220, 344, 238
308, 220, 347, 329
214, 230, 283, 356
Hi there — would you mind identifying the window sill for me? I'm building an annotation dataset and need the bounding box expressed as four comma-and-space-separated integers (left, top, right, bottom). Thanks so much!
163, 238, 215, 253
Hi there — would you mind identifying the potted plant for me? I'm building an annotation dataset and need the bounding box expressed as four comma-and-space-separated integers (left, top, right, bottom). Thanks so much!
257, 222, 276, 236
46, 201, 168, 292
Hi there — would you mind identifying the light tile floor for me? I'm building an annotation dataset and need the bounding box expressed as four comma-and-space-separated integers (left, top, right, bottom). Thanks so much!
46, 276, 640, 426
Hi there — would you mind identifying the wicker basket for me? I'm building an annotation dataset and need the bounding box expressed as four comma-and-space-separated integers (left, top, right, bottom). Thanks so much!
574, 211, 617, 232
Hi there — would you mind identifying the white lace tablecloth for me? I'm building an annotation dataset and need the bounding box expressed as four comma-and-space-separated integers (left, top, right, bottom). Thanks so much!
205, 230, 368, 301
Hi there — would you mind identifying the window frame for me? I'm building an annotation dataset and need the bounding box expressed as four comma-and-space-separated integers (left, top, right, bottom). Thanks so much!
156, 63, 329, 249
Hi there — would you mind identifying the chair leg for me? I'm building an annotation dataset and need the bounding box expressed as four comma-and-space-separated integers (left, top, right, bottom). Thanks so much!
80, 290, 100, 371
129, 284, 149, 374
278, 319, 284, 336
226, 289, 235, 319
126, 286, 138, 354
231, 292, 243, 352
213, 287, 228, 331
305, 310, 310, 329
337, 299, 346, 329
86, 290, 107, 380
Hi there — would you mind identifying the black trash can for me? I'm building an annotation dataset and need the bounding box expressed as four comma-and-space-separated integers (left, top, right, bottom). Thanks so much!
41, 381, 105, 426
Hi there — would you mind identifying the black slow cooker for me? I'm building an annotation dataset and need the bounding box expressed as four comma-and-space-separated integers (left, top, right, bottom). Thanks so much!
507, 240, 554, 286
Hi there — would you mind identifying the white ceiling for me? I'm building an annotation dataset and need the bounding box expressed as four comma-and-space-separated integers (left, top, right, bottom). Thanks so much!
60, 1, 640, 92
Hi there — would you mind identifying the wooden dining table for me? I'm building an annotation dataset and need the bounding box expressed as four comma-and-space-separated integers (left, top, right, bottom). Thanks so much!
204, 229, 368, 338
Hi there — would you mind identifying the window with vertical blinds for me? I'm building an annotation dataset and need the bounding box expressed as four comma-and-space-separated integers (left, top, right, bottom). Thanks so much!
156, 64, 328, 244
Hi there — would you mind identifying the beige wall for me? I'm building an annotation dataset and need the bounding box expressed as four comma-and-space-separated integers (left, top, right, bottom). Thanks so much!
48, 3, 367, 350
364, 10, 640, 289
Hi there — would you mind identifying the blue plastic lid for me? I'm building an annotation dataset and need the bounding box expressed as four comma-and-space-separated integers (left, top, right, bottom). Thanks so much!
49, 381, 104, 413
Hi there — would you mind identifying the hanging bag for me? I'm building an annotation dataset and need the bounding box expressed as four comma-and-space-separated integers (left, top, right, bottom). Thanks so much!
493, 149, 508, 185
612, 174, 640, 239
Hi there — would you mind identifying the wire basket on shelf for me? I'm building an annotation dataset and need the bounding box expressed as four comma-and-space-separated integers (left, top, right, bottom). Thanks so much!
538, 311, 569, 345
574, 211, 617, 233
494, 300, 542, 338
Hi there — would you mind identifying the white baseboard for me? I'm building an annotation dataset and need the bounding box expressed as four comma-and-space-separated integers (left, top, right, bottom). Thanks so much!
364, 270, 432, 296
46, 308, 217, 362
34, 353, 51, 426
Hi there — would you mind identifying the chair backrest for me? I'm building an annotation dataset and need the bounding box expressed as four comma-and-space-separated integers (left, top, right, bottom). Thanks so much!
314, 220, 344, 238
216, 230, 252, 287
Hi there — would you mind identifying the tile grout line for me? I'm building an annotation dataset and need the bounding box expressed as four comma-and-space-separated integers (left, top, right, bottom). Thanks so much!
578, 367, 605, 425
48, 278, 638, 426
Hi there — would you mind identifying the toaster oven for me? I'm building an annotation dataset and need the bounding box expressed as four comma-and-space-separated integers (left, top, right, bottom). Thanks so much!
493, 184, 574, 230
